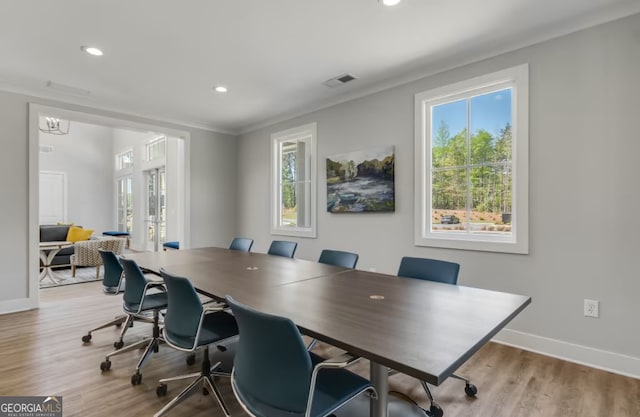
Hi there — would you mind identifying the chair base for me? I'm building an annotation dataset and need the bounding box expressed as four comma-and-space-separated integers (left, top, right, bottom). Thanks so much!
99, 310, 165, 386
154, 347, 230, 417
82, 314, 128, 343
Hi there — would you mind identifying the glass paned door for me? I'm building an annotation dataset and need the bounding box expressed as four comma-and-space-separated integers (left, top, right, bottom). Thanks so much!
117, 176, 133, 233
144, 168, 166, 252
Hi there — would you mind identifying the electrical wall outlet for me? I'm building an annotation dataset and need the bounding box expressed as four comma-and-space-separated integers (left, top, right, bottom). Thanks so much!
584, 299, 599, 318
368, 267, 377, 272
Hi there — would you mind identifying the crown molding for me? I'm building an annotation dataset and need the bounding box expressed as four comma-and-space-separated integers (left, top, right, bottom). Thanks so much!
0, 81, 239, 136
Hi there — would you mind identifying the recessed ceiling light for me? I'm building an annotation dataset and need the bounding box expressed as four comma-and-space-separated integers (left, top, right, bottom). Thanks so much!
81, 46, 103, 56
214, 86, 228, 93
381, 0, 401, 6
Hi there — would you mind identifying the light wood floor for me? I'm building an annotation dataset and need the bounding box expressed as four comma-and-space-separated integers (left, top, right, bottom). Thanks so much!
0, 281, 638, 417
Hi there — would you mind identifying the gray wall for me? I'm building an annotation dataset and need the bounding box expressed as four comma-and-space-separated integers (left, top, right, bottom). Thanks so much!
40, 120, 114, 234
236, 14, 640, 362
0, 91, 237, 304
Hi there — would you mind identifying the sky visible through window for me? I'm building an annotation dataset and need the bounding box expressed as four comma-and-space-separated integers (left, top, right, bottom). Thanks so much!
432, 88, 512, 138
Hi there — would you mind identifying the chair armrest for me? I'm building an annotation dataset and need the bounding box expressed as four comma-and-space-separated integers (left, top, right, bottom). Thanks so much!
315, 352, 361, 369
203, 302, 228, 314
305, 352, 364, 417
143, 281, 166, 293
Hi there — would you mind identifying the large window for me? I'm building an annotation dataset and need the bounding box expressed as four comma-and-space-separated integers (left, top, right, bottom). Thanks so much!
415, 65, 528, 253
271, 123, 317, 238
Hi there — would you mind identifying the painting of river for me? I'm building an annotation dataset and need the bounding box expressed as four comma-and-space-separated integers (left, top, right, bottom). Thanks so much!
326, 145, 395, 213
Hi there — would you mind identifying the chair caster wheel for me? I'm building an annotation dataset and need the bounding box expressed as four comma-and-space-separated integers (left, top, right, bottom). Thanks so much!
114, 340, 124, 349
131, 372, 142, 385
153, 344, 159, 353
156, 384, 168, 397
428, 403, 443, 417
465, 383, 478, 397
100, 360, 111, 372
115, 322, 122, 328
186, 354, 196, 366
203, 387, 209, 396
82, 334, 92, 343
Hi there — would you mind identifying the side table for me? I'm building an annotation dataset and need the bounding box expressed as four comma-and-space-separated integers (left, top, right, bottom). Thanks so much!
39, 241, 73, 284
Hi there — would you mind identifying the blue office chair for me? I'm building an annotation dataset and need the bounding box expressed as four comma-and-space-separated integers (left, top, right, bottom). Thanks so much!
397, 256, 477, 417
318, 249, 359, 269
226, 295, 376, 417
229, 237, 254, 252
81, 249, 128, 346
154, 269, 239, 417
99, 257, 168, 386
267, 240, 297, 258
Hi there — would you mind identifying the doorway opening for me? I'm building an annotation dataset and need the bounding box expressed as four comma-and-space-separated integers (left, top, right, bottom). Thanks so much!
29, 104, 190, 298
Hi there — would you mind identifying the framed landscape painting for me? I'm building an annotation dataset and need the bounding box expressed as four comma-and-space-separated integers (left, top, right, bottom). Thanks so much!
326, 145, 395, 213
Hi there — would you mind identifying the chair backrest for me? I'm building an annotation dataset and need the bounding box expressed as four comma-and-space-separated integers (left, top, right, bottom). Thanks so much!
397, 256, 460, 285
119, 257, 151, 305
160, 268, 203, 350
227, 295, 312, 413
98, 249, 124, 290
318, 249, 359, 269
267, 240, 297, 258
229, 237, 254, 252
100, 237, 125, 255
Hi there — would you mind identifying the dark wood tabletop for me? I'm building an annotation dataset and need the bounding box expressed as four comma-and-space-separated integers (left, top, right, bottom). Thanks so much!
125, 247, 347, 298
231, 269, 530, 385
126, 248, 531, 386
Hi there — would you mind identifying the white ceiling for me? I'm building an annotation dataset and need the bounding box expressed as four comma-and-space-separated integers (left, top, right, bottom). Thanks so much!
1, 0, 639, 134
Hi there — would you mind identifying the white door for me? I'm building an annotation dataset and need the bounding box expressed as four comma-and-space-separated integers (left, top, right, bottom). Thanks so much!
40, 171, 66, 224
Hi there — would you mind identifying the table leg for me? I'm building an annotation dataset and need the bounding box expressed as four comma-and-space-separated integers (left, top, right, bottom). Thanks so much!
370, 362, 389, 417
39, 249, 62, 284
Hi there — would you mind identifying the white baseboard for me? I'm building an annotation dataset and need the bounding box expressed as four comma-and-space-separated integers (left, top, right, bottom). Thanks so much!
493, 328, 640, 380
0, 297, 38, 315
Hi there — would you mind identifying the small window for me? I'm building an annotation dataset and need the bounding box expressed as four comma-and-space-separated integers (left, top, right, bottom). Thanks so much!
271, 123, 317, 238
414, 65, 529, 253
115, 150, 133, 170
146, 136, 166, 161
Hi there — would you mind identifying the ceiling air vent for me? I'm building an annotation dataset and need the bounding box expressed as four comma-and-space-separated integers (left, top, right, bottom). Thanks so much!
323, 73, 357, 88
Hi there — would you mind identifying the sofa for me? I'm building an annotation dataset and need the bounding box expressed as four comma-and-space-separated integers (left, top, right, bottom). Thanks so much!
39, 224, 84, 266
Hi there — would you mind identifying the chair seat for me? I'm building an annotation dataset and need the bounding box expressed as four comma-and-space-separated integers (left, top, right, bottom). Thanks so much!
234, 352, 372, 417
124, 292, 168, 313
166, 311, 239, 350
103, 231, 130, 237
163, 241, 180, 250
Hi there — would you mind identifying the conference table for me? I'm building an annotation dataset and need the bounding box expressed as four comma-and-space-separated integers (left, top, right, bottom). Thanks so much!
125, 247, 531, 417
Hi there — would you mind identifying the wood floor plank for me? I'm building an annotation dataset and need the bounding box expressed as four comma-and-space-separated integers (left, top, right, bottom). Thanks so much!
0, 281, 638, 417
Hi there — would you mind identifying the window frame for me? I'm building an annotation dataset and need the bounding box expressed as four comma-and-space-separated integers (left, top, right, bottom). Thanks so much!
414, 64, 529, 254
145, 136, 166, 162
270, 122, 317, 238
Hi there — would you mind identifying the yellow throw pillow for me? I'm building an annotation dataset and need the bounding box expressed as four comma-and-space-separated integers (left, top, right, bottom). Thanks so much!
66, 226, 94, 243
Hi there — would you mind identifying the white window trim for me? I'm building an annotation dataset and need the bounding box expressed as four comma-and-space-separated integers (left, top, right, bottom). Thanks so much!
414, 64, 529, 254
271, 122, 317, 238
145, 135, 167, 162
